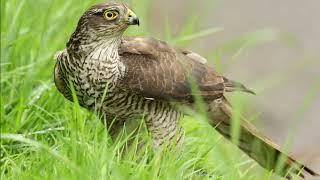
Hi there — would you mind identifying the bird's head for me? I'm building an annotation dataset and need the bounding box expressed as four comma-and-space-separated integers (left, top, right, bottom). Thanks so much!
71, 2, 139, 42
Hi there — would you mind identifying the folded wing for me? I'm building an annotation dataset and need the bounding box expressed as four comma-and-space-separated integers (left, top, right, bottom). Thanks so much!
119, 37, 252, 102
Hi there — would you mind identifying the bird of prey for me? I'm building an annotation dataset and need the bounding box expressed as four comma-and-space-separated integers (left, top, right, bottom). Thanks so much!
54, 2, 319, 178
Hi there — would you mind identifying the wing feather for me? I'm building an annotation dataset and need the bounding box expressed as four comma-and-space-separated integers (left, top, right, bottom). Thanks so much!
119, 37, 253, 102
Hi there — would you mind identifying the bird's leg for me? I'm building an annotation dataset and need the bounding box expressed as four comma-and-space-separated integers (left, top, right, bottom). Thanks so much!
100, 113, 145, 152
100, 113, 122, 138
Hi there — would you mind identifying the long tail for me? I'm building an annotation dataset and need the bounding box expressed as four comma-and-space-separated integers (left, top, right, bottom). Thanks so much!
208, 96, 319, 178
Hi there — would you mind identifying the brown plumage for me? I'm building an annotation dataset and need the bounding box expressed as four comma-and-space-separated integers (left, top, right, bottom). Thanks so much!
54, 2, 319, 179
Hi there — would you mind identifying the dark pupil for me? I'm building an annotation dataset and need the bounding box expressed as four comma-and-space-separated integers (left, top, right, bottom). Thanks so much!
107, 12, 113, 18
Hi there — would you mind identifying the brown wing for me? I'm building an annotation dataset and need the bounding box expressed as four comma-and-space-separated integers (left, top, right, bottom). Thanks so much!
119, 37, 253, 102
54, 50, 73, 102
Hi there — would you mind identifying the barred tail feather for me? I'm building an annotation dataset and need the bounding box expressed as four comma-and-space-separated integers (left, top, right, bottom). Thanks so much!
208, 97, 319, 178
223, 77, 256, 95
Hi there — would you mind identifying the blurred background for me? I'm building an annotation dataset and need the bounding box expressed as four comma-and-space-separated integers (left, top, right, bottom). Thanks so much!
146, 0, 320, 170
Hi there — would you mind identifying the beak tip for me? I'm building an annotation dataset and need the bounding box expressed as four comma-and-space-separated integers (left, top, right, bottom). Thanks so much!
133, 18, 140, 26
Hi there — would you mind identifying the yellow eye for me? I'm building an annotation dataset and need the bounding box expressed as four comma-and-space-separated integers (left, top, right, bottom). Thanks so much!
104, 10, 118, 20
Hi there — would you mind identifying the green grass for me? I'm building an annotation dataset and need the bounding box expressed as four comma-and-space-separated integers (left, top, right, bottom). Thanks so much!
1, 0, 318, 179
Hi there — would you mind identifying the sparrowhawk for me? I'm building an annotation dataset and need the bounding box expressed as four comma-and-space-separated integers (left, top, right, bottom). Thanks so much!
54, 2, 319, 178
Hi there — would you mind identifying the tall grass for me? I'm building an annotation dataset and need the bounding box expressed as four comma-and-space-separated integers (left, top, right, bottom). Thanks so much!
1, 0, 316, 179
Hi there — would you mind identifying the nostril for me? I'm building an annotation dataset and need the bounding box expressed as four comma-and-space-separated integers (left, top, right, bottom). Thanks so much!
128, 15, 132, 18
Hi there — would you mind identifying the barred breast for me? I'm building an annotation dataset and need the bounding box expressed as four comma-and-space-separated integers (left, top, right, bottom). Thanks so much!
55, 44, 184, 147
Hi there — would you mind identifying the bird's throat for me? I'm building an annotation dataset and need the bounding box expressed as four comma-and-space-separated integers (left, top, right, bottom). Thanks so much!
92, 38, 121, 63
80, 36, 122, 63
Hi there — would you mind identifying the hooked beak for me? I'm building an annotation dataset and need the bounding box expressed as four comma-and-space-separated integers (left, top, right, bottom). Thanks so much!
126, 9, 140, 26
